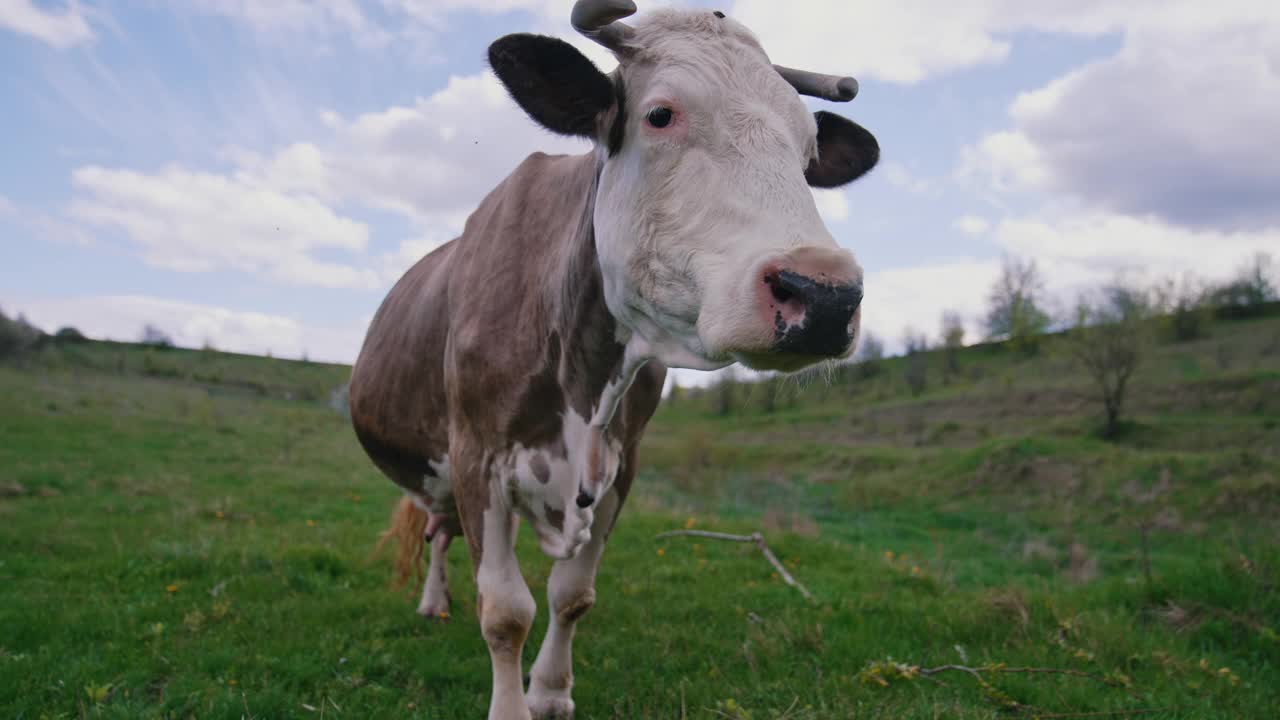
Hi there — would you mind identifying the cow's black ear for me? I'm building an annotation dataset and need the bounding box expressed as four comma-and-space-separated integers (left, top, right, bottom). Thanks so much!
489, 33, 615, 138
806, 111, 879, 188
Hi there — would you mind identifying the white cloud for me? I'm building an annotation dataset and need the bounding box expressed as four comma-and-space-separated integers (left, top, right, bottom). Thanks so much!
377, 233, 456, 283
241, 71, 588, 233
994, 211, 1280, 293
953, 214, 990, 236
182, 0, 601, 51
0, 193, 95, 247
730, 1, 1280, 86
959, 5, 1280, 231
811, 188, 849, 223
861, 258, 1001, 351
0, 0, 93, 48
882, 162, 933, 194
187, 0, 392, 47
956, 131, 1047, 193
69, 165, 380, 289
13, 294, 364, 362
57, 67, 589, 292
731, 1, 1013, 85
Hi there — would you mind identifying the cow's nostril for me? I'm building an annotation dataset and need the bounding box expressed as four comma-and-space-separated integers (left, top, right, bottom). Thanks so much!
764, 273, 797, 305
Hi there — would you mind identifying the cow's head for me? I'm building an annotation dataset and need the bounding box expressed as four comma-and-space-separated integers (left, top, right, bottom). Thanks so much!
490, 0, 878, 372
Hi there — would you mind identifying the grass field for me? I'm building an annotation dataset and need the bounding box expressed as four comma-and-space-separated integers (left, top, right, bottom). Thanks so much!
2, 317, 1278, 719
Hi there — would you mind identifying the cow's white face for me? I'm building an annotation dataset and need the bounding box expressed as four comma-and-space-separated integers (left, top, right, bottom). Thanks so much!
490, 8, 878, 372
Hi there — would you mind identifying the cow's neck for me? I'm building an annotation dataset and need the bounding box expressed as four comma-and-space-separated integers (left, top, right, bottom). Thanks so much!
552, 152, 651, 437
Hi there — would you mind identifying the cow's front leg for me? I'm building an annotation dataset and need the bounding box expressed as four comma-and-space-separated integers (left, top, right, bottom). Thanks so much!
526, 489, 620, 719
464, 485, 536, 720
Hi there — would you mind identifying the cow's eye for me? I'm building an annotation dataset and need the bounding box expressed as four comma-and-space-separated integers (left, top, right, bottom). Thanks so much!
646, 107, 674, 128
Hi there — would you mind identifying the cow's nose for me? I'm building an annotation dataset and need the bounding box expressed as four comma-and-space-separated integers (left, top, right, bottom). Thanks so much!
764, 269, 862, 357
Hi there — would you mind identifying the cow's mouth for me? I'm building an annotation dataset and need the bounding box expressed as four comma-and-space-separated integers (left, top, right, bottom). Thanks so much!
733, 350, 833, 373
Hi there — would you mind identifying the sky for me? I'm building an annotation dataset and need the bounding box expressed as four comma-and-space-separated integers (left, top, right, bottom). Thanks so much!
3, 0, 1279, 386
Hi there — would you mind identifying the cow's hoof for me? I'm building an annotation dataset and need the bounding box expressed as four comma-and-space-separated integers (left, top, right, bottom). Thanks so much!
416, 600, 450, 620
526, 692, 574, 719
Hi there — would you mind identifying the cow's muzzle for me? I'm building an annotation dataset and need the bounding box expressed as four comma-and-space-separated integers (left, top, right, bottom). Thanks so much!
764, 269, 862, 357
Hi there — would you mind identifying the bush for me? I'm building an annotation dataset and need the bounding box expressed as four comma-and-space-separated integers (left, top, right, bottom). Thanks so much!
140, 323, 174, 348
1153, 273, 1210, 343
0, 309, 45, 359
54, 326, 88, 344
1207, 252, 1277, 317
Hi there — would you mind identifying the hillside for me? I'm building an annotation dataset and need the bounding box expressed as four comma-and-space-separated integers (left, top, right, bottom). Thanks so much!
1, 311, 1277, 718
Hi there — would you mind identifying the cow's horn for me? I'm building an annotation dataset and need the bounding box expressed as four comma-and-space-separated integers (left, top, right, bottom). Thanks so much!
571, 0, 637, 54
774, 65, 859, 102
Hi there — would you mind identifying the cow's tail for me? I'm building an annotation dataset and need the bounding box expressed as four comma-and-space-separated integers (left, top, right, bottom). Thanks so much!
376, 495, 428, 588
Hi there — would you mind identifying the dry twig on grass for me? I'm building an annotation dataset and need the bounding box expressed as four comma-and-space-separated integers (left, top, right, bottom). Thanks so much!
1023, 710, 1174, 719
655, 529, 815, 601
862, 659, 1162, 717
919, 664, 1139, 697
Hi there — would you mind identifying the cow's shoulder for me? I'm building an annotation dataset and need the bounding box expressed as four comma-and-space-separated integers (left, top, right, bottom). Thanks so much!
441, 152, 599, 437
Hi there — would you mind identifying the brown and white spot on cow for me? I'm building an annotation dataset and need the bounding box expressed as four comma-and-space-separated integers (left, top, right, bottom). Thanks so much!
529, 454, 551, 484
544, 503, 565, 533
412, 456, 454, 518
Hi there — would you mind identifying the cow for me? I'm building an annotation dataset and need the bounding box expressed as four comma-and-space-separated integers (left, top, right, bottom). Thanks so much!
348, 1, 879, 717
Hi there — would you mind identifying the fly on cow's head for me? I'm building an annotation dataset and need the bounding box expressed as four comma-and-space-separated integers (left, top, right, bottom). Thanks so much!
489, 0, 879, 374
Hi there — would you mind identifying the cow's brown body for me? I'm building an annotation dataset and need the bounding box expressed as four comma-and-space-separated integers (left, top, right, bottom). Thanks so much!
350, 149, 665, 564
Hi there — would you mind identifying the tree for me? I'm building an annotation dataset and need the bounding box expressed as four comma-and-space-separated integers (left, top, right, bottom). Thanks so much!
1068, 283, 1152, 438
1237, 251, 1277, 304
902, 328, 929, 396
854, 331, 885, 380
1214, 251, 1277, 310
140, 324, 173, 347
902, 328, 929, 355
666, 377, 681, 407
715, 366, 737, 416
939, 311, 965, 376
759, 375, 780, 413
1152, 272, 1209, 342
54, 326, 88, 343
0, 309, 44, 359
984, 255, 1051, 354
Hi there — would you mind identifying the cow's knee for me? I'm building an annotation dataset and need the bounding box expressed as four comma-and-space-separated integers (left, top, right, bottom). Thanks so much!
551, 586, 595, 626
479, 589, 536, 658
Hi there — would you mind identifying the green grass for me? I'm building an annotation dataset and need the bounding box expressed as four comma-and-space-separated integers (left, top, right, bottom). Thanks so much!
1, 318, 1278, 719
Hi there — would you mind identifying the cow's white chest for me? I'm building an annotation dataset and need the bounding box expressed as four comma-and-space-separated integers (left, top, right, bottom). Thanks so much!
497, 411, 622, 560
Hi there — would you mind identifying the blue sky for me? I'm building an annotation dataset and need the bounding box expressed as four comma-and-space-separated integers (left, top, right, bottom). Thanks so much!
3, 1, 1278, 380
